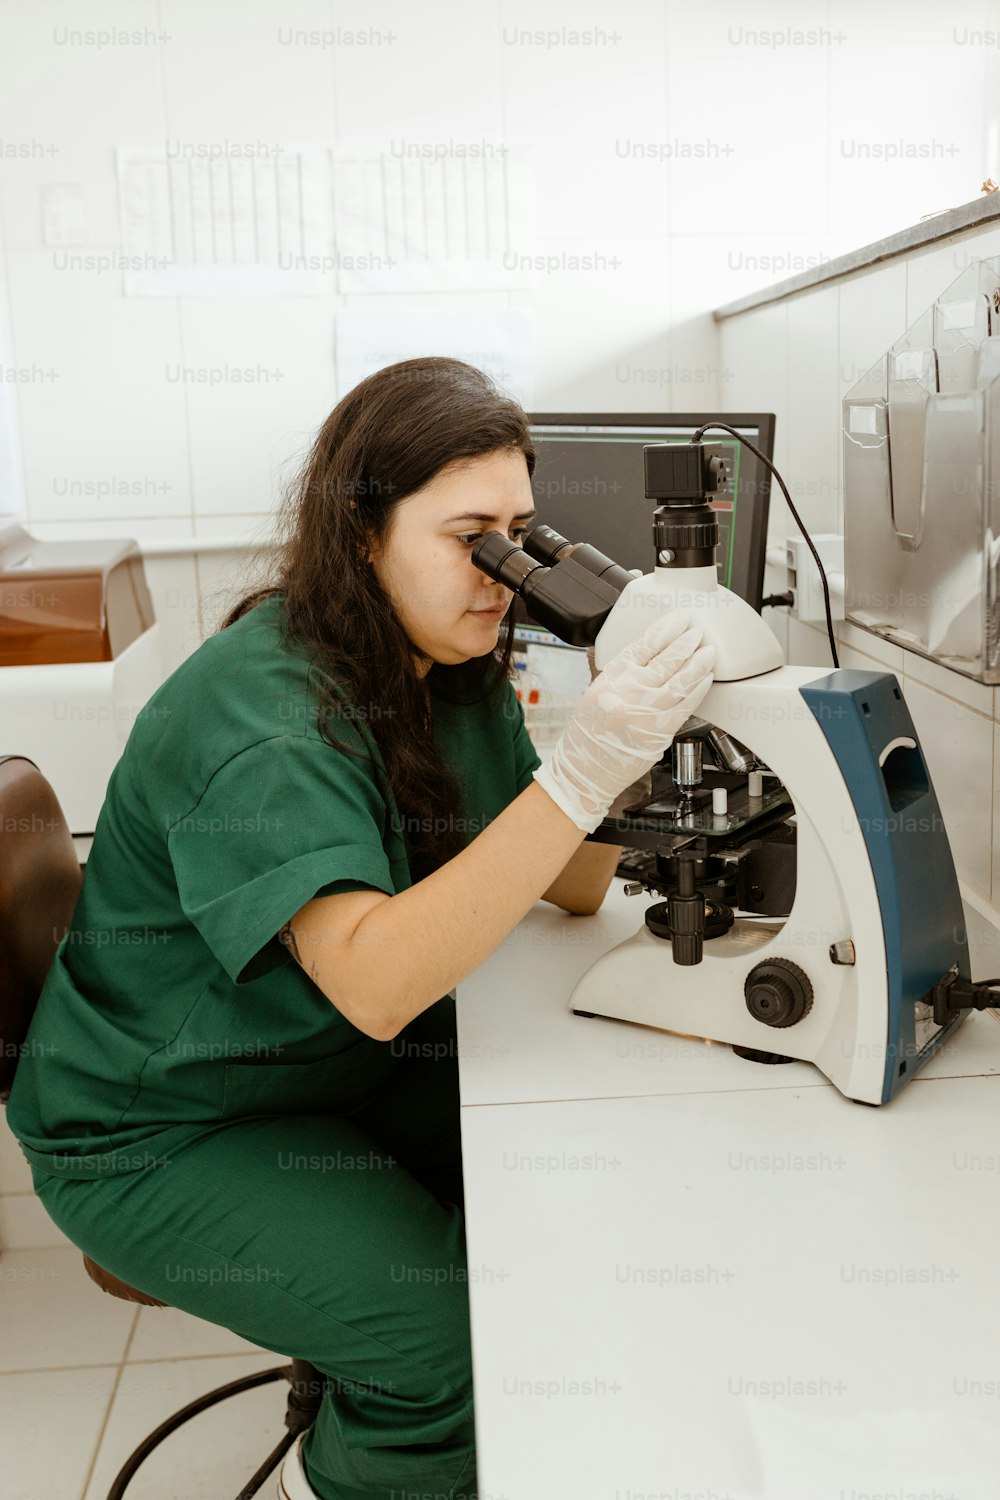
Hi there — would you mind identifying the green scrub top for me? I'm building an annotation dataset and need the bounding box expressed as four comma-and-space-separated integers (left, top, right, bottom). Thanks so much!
7, 594, 541, 1179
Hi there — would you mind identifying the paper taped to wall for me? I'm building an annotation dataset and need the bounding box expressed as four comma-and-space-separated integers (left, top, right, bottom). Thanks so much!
331, 146, 535, 292
116, 146, 329, 295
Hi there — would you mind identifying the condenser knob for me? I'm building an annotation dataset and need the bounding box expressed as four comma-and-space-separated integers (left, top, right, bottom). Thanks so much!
744, 958, 813, 1028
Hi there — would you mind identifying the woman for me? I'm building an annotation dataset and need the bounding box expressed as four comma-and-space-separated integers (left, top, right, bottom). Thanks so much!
7, 357, 714, 1500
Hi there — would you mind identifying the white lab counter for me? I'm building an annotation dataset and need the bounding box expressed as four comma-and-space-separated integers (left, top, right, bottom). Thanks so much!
456, 879, 1000, 1500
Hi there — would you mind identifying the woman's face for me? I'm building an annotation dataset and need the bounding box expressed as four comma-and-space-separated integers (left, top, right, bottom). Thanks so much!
368, 447, 536, 674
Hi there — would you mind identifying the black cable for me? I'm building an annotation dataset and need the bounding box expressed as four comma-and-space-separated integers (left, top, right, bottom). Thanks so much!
691, 421, 839, 669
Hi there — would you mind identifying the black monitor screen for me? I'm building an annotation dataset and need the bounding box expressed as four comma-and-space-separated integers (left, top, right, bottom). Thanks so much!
518, 413, 775, 632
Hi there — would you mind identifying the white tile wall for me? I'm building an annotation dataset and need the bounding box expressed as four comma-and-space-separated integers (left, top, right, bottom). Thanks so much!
664, 0, 831, 241
0, 0, 164, 251
720, 214, 1000, 915
837, 260, 908, 395
826, 1, 991, 243
713, 301, 789, 484
497, 0, 671, 245
902, 677, 994, 900
785, 615, 833, 669
836, 619, 905, 674
514, 238, 675, 413
178, 294, 339, 521
785, 285, 841, 536
159, 0, 336, 147
7, 251, 193, 525
902, 648, 995, 717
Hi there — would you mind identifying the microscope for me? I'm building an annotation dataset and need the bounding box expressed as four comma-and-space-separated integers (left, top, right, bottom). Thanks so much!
472, 436, 998, 1105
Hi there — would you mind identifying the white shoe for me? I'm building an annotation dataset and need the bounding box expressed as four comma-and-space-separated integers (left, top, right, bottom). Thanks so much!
276, 1432, 322, 1499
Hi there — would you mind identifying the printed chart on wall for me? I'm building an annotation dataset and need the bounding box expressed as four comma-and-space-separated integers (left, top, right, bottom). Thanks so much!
115, 145, 535, 298
330, 146, 535, 292
115, 145, 330, 295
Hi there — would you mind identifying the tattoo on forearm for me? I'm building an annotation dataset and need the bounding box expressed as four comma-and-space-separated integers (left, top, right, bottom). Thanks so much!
280, 921, 321, 982
280, 921, 303, 966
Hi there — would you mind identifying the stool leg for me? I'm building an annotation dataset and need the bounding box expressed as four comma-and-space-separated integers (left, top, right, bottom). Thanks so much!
285, 1359, 327, 1434
236, 1360, 326, 1499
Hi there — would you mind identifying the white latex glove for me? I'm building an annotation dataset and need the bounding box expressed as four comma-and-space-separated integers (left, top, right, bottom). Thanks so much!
585, 644, 653, 821
535, 612, 715, 834
590, 563, 654, 821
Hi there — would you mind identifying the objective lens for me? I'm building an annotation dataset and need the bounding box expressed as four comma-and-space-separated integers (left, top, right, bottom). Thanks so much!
672, 738, 703, 791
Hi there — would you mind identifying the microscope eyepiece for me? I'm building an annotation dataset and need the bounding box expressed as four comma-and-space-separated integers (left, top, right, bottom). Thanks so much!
521, 524, 575, 566
469, 525, 629, 645
470, 531, 542, 592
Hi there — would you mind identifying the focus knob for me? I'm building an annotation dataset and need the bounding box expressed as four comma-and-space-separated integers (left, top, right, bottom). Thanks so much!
744, 958, 813, 1028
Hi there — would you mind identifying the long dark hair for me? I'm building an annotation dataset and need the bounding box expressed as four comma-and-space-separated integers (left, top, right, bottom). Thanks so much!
222, 357, 536, 883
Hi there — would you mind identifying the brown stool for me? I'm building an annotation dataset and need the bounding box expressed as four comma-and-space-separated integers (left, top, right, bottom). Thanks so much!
0, 754, 325, 1497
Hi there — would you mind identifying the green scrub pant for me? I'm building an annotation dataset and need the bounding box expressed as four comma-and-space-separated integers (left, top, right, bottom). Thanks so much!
30, 998, 477, 1500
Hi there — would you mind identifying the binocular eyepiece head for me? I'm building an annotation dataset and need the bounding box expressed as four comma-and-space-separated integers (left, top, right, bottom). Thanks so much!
469, 438, 727, 626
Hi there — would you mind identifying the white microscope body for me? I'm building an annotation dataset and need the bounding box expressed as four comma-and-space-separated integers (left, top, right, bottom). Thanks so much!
576, 564, 968, 1106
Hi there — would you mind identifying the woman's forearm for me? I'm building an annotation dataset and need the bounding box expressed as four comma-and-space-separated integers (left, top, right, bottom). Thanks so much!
540, 836, 622, 915
301, 780, 587, 1038
340, 781, 588, 1037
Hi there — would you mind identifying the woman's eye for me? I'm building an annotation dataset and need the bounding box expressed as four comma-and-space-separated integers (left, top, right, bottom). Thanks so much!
457, 528, 528, 548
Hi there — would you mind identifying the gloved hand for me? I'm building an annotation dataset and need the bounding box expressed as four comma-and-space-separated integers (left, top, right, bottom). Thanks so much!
534, 612, 715, 834
585, 644, 653, 821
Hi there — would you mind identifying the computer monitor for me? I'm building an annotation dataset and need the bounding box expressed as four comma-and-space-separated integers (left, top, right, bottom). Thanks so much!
514, 413, 775, 639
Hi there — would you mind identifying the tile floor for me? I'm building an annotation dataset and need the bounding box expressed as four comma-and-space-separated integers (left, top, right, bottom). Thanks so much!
0, 1236, 293, 1500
